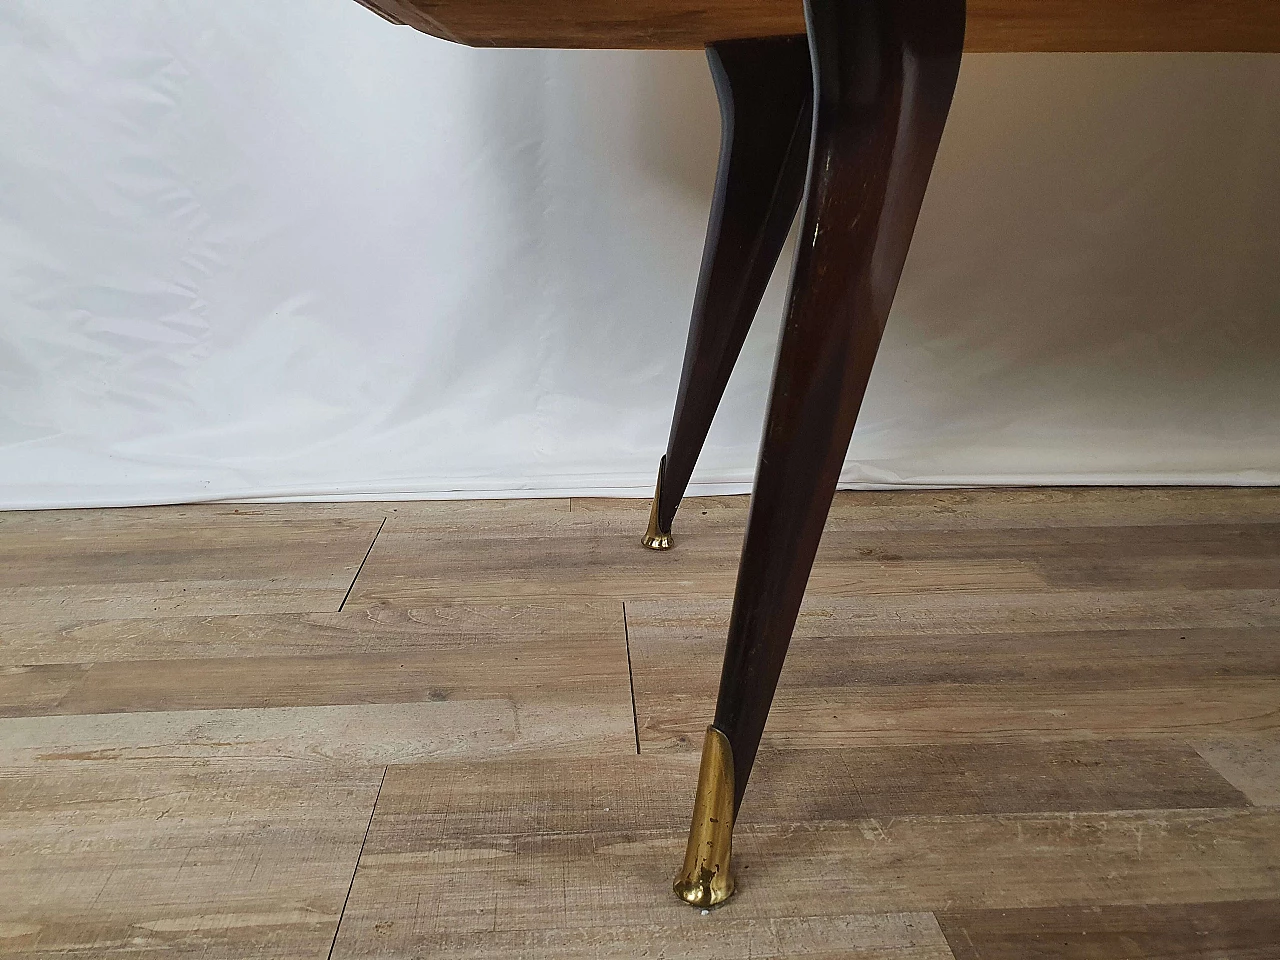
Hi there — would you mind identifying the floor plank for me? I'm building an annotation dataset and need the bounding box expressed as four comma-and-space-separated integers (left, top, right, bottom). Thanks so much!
0, 761, 383, 959
937, 900, 1280, 960
740, 741, 1247, 821
331, 755, 1279, 956
341, 497, 1050, 605
338, 911, 956, 960
0, 506, 384, 622
0, 664, 87, 718
1196, 735, 1280, 806
0, 698, 628, 769
812, 523, 1280, 592
0, 599, 610, 665
344, 489, 1279, 605
642, 678, 1280, 750
628, 599, 1280, 751
817, 487, 1280, 531
737, 808, 1280, 914
331, 752, 967, 958
353, 743, 1246, 841
629, 601, 1280, 687
0, 603, 633, 737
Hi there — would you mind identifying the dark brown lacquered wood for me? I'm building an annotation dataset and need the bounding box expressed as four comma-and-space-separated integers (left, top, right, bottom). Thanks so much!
655, 37, 812, 540
711, 0, 966, 809
355, 0, 1280, 51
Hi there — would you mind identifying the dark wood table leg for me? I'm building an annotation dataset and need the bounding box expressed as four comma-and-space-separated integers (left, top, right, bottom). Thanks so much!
674, 0, 966, 908
643, 36, 812, 550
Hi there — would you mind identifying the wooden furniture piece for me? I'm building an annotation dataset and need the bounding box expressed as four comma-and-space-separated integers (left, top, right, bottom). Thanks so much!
356, 0, 1280, 51
350, 0, 1280, 908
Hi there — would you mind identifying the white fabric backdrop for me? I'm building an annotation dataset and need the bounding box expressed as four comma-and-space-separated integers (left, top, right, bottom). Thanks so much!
2, 1, 1277, 509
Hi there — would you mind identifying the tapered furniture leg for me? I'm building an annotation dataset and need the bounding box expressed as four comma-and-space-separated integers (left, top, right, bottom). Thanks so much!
643, 36, 812, 550
674, 0, 966, 906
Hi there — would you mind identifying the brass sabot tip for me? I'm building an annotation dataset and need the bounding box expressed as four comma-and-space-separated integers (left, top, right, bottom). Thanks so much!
642, 457, 674, 550
642, 529, 674, 550
673, 726, 736, 907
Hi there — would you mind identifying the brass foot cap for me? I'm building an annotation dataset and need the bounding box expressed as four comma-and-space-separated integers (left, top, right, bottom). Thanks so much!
642, 457, 674, 550
673, 726, 736, 908
673, 871, 734, 908
642, 530, 674, 550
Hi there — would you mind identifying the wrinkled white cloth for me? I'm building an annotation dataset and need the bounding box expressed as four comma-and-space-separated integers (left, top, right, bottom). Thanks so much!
1, 1, 1277, 509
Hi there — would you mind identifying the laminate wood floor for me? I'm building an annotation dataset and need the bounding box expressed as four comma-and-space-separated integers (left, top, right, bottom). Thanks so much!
1, 488, 1277, 958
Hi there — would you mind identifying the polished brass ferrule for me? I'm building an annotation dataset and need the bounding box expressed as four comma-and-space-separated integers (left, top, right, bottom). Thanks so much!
642, 457, 674, 550
673, 725, 735, 908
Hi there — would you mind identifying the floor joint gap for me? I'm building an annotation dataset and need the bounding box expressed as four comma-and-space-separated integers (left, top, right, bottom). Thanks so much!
339, 516, 387, 612
327, 765, 387, 960
622, 600, 641, 755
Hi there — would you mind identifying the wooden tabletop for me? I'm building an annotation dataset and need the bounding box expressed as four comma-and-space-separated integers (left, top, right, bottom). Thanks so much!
356, 0, 1280, 51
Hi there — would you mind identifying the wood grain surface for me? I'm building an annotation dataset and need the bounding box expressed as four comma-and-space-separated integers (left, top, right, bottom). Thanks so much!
0, 506, 383, 622
628, 591, 1280, 750
1194, 736, 1280, 806
937, 901, 1280, 960
330, 755, 1277, 957
0, 761, 384, 958
2, 487, 1278, 957
355, 0, 1280, 51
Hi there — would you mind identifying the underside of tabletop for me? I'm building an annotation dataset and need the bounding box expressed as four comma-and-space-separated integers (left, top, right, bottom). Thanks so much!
355, 0, 1280, 51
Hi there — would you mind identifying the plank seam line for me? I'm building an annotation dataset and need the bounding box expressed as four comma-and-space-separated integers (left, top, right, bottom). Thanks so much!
328, 764, 387, 960
622, 600, 641, 755
929, 910, 963, 960
339, 517, 387, 612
